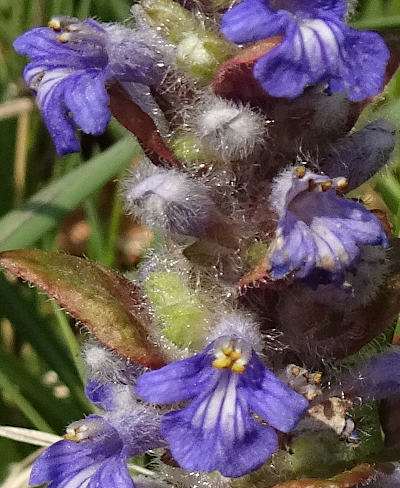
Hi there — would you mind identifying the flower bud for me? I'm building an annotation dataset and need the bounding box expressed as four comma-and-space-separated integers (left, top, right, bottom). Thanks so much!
320, 120, 396, 191
194, 97, 266, 161
122, 158, 221, 239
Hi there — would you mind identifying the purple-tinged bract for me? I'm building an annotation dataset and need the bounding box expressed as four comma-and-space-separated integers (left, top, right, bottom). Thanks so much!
220, 0, 389, 101
267, 167, 388, 284
136, 335, 308, 478
13, 17, 166, 155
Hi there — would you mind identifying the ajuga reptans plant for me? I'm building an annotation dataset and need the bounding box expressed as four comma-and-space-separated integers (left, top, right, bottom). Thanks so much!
9, 1, 400, 487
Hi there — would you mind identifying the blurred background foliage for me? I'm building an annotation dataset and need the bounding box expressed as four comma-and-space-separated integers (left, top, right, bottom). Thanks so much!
0, 0, 399, 483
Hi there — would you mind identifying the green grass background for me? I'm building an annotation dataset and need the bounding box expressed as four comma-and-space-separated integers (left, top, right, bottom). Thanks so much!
0, 0, 399, 482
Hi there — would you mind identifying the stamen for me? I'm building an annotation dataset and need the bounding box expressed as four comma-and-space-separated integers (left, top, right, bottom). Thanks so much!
321, 181, 332, 192
295, 166, 306, 178
64, 427, 86, 442
308, 179, 317, 191
230, 350, 242, 361
291, 365, 301, 376
213, 357, 233, 369
64, 423, 92, 442
48, 19, 61, 31
335, 177, 348, 191
231, 361, 246, 373
311, 372, 322, 384
212, 339, 247, 373
222, 345, 233, 355
56, 33, 70, 43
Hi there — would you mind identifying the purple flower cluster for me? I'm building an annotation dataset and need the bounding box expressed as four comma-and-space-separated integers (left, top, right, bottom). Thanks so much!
31, 328, 308, 485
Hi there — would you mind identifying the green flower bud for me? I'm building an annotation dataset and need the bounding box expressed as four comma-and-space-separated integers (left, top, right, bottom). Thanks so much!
176, 30, 234, 82
141, 0, 196, 43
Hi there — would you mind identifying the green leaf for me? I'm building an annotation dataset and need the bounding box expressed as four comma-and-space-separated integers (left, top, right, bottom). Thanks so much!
0, 249, 166, 369
0, 137, 142, 252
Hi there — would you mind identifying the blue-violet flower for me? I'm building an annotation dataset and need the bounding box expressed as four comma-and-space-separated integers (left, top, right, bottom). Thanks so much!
30, 416, 137, 488
267, 167, 389, 283
220, 0, 389, 101
136, 335, 308, 478
30, 374, 164, 488
14, 16, 167, 155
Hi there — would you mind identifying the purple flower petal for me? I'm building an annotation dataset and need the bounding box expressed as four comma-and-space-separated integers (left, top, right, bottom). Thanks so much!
33, 68, 79, 155
86, 453, 135, 488
284, 0, 346, 18
85, 379, 116, 410
136, 349, 214, 404
343, 350, 400, 402
29, 439, 95, 486
64, 69, 110, 135
29, 416, 142, 488
14, 17, 167, 154
241, 353, 309, 432
221, 0, 291, 44
332, 27, 389, 101
161, 371, 278, 478
14, 28, 77, 59
137, 336, 307, 477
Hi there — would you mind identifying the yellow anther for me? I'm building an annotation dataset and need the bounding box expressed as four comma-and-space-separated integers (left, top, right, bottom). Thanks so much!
48, 19, 61, 30
335, 177, 348, 191
212, 340, 248, 373
312, 372, 323, 384
212, 357, 232, 369
64, 432, 80, 442
295, 166, 306, 178
231, 362, 246, 374
56, 33, 70, 43
230, 350, 242, 361
321, 181, 332, 192
291, 366, 301, 376
222, 346, 233, 355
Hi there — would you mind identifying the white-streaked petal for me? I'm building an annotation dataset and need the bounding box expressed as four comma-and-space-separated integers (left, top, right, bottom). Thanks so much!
59, 465, 98, 488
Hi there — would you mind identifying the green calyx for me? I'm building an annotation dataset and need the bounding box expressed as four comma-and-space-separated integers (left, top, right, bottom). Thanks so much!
144, 271, 209, 348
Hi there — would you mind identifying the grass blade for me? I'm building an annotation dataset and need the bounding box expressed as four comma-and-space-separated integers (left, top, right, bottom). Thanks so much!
0, 137, 142, 252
